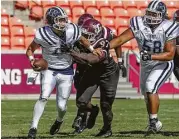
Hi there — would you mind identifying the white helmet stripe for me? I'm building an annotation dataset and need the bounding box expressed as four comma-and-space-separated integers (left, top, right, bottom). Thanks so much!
149, 0, 157, 9
153, 0, 161, 10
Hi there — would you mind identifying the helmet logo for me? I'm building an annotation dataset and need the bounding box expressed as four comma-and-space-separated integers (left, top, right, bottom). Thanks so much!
47, 9, 59, 17
93, 24, 101, 34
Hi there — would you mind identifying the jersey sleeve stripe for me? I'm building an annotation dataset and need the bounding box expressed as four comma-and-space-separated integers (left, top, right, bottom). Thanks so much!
39, 28, 52, 45
70, 23, 77, 40
103, 27, 108, 39
130, 17, 136, 30
167, 24, 179, 37
76, 25, 80, 40
165, 22, 175, 35
43, 27, 56, 45
135, 16, 139, 30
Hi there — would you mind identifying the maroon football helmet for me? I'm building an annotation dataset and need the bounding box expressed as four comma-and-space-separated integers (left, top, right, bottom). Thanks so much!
77, 13, 94, 27
81, 19, 103, 43
174, 10, 179, 23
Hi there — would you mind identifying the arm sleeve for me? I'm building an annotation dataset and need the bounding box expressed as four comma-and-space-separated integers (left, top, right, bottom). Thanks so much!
70, 23, 82, 43
130, 16, 138, 34
166, 22, 179, 41
33, 28, 48, 46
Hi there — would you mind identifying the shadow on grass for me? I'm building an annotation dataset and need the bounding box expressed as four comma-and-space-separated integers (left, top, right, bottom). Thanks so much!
1, 131, 86, 139
113, 130, 179, 137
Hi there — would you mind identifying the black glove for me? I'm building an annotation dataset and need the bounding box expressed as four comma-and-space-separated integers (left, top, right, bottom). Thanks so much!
61, 44, 72, 53
118, 59, 127, 77
140, 50, 152, 61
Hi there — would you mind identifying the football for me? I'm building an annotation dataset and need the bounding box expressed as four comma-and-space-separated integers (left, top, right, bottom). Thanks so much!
33, 58, 48, 71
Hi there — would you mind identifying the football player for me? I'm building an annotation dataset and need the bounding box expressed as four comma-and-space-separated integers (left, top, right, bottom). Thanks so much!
70, 19, 119, 137
173, 10, 179, 81
26, 6, 95, 138
72, 14, 126, 133
108, 0, 179, 135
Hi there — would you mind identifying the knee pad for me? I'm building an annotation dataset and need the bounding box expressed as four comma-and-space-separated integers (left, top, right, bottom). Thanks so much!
100, 102, 111, 112
57, 99, 67, 112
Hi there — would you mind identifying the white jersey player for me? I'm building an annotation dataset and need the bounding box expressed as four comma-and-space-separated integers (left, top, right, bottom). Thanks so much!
26, 6, 92, 138
109, 0, 179, 135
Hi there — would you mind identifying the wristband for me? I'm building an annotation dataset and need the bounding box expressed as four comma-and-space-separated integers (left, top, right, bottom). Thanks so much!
118, 58, 123, 63
88, 45, 94, 52
29, 56, 34, 61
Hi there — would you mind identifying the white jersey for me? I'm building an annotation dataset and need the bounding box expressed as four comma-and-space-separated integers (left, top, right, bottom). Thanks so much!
34, 23, 81, 69
130, 16, 179, 68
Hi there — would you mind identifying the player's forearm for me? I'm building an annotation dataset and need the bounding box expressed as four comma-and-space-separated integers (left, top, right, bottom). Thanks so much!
26, 41, 39, 60
70, 50, 105, 64
79, 36, 94, 52
110, 38, 124, 49
151, 52, 175, 61
115, 47, 122, 58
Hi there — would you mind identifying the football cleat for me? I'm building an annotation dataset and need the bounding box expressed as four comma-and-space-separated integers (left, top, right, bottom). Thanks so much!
72, 116, 82, 130
86, 105, 99, 129
145, 118, 162, 136
50, 120, 63, 135
28, 128, 37, 139
95, 127, 112, 137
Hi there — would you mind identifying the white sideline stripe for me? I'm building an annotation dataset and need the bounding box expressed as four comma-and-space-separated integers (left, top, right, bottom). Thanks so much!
1, 94, 179, 100
1, 50, 42, 54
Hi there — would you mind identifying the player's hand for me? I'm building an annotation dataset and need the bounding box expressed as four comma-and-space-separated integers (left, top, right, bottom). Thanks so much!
118, 59, 127, 77
30, 59, 42, 71
140, 50, 151, 61
92, 48, 103, 57
30, 59, 35, 68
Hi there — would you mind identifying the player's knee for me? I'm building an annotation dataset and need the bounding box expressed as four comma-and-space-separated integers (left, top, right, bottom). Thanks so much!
57, 100, 67, 112
100, 102, 111, 111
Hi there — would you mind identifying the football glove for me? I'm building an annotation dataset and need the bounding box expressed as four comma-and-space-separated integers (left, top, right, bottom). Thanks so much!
140, 50, 152, 61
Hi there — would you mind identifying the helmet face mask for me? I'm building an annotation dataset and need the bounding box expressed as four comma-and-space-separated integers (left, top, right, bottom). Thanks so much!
81, 28, 96, 43
144, 1, 166, 27
144, 9, 163, 25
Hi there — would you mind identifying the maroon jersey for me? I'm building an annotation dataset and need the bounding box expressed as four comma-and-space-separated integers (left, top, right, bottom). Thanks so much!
102, 26, 115, 42
174, 36, 179, 67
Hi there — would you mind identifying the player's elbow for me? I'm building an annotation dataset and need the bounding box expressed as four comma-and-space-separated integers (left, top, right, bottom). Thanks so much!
166, 51, 175, 60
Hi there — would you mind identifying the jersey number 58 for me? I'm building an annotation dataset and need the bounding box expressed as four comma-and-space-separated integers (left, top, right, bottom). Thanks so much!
143, 40, 162, 53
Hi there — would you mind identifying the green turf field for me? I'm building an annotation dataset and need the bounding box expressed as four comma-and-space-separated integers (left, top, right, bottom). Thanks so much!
1, 99, 179, 139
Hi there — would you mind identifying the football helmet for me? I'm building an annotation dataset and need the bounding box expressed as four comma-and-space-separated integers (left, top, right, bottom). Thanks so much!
45, 6, 68, 31
81, 19, 102, 43
77, 13, 94, 27
173, 10, 179, 23
144, 0, 167, 25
